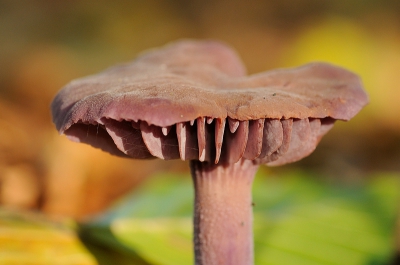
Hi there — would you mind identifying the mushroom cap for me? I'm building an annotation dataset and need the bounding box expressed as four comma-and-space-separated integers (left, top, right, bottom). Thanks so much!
51, 40, 368, 166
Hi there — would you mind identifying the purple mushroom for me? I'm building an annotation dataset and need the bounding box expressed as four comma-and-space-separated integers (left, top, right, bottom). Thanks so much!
51, 40, 368, 265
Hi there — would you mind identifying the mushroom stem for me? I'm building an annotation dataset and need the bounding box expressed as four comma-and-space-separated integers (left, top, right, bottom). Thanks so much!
190, 159, 258, 265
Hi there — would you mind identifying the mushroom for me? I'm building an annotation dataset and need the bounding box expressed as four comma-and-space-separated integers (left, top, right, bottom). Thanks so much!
51, 40, 368, 265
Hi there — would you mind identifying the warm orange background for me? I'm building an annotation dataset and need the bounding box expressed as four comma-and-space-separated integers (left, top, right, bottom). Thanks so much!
0, 1, 399, 220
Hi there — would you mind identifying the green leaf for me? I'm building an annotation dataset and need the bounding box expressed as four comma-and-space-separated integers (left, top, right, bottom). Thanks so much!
0, 209, 97, 265
111, 218, 192, 265
82, 170, 399, 265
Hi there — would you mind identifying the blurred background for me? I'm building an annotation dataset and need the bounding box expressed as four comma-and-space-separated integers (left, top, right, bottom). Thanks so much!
0, 0, 399, 264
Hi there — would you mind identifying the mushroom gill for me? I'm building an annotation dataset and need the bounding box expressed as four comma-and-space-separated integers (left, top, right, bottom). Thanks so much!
65, 116, 334, 166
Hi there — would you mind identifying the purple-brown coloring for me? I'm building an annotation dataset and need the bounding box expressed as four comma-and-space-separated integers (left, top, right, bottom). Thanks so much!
51, 40, 368, 265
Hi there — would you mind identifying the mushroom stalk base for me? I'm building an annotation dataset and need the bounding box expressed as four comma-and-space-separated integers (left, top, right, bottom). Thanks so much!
190, 159, 258, 265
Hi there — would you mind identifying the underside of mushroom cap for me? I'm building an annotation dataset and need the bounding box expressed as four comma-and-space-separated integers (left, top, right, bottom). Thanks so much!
51, 40, 368, 166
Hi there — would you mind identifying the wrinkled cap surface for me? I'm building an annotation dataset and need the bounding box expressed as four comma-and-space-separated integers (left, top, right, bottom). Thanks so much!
51, 40, 368, 166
